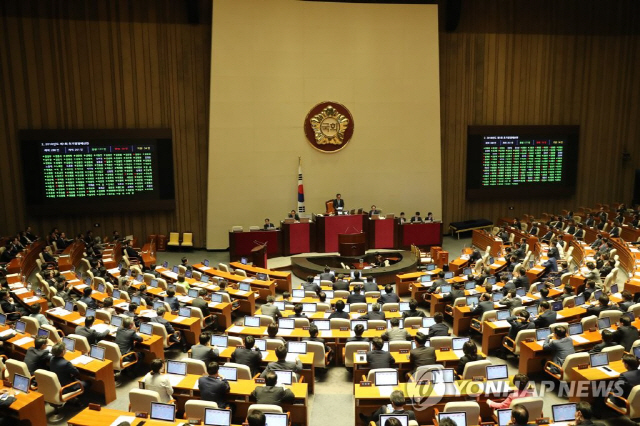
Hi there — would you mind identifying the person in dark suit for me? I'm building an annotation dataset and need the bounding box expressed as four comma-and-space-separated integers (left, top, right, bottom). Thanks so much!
426, 271, 447, 294
359, 390, 417, 426
332, 193, 345, 211
198, 362, 230, 407
347, 286, 366, 304
456, 341, 485, 376
115, 317, 144, 366
0, 290, 24, 321
333, 274, 350, 291
513, 269, 530, 289
402, 299, 425, 319
301, 276, 320, 294
75, 316, 109, 346
302, 324, 331, 354
261, 296, 282, 319
319, 267, 333, 282
79, 287, 97, 310
574, 223, 586, 240
410, 212, 422, 223
191, 332, 219, 365
250, 371, 295, 405
615, 315, 640, 351
24, 336, 52, 374
359, 303, 386, 321
506, 310, 535, 341
368, 205, 381, 217
584, 214, 596, 228
287, 210, 300, 221
363, 278, 379, 293
409, 332, 436, 373
499, 289, 523, 312
123, 240, 143, 265
589, 329, 617, 354
382, 318, 411, 341
587, 295, 621, 317
366, 337, 394, 369
192, 288, 211, 318
50, 342, 91, 392
231, 336, 262, 376
163, 288, 180, 312
620, 291, 635, 312
441, 282, 466, 304
534, 301, 557, 328
378, 285, 400, 304
543, 326, 575, 371
471, 293, 494, 316
428, 312, 449, 338
616, 354, 640, 400
575, 402, 606, 426
328, 300, 350, 319
346, 324, 369, 343
150, 306, 184, 349
261, 345, 303, 377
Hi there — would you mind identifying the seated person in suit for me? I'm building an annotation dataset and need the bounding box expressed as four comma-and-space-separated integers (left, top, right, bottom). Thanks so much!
263, 218, 275, 230
50, 342, 91, 393
543, 325, 575, 372
287, 210, 300, 221
613, 354, 640, 404
347, 285, 367, 304
115, 317, 144, 367
487, 374, 532, 409
366, 337, 394, 369
250, 371, 295, 405
360, 303, 386, 321
261, 295, 282, 319
456, 341, 485, 376
261, 345, 303, 377
428, 312, 449, 338
198, 362, 230, 407
402, 299, 425, 319
580, 280, 597, 303
359, 390, 416, 426
150, 306, 184, 349
29, 304, 51, 327
426, 271, 447, 294
471, 293, 495, 316
508, 404, 530, 426
442, 281, 466, 303
619, 290, 635, 312
301, 276, 320, 294
615, 315, 640, 352
319, 267, 333, 282
247, 411, 266, 426
587, 295, 620, 317
131, 284, 153, 307
369, 205, 381, 217
610, 220, 622, 238
79, 286, 98, 310
231, 335, 262, 376
192, 289, 211, 320
123, 302, 141, 328
332, 193, 345, 212
333, 274, 350, 291
506, 310, 535, 341
558, 285, 574, 301
142, 359, 174, 403
425, 212, 434, 222
378, 284, 400, 304
346, 323, 368, 343
0, 290, 25, 321
589, 329, 617, 354
382, 318, 411, 341
164, 288, 180, 312
363, 277, 379, 293
288, 304, 307, 319
373, 253, 387, 267
399, 212, 407, 224
409, 332, 436, 373
574, 223, 586, 240
24, 336, 53, 375
102, 297, 117, 318
302, 324, 331, 354
410, 211, 422, 222
534, 301, 557, 328
499, 289, 522, 312
75, 315, 109, 346
574, 402, 605, 426
328, 300, 350, 319
267, 323, 286, 344
513, 269, 530, 289
191, 332, 219, 365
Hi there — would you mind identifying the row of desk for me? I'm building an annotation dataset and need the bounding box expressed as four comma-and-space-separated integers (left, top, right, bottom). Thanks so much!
229, 216, 442, 259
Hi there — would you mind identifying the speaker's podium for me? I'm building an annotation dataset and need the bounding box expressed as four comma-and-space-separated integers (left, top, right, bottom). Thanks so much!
251, 244, 268, 268
338, 232, 366, 257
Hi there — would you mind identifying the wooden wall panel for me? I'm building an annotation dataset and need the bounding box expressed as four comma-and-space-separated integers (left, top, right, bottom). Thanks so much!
0, 0, 211, 247
440, 0, 640, 228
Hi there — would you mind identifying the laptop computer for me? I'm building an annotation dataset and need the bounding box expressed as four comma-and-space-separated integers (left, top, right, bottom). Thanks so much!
386, 319, 404, 329
420, 275, 432, 283
204, 408, 232, 426
552, 403, 576, 425
440, 285, 452, 294
379, 415, 408, 426
525, 306, 538, 317
185, 270, 193, 279
211, 293, 223, 303
423, 317, 436, 328
139, 322, 153, 336
211, 335, 228, 347
314, 319, 330, 331
112, 289, 122, 300
496, 310, 510, 321
257, 273, 269, 281
497, 409, 512, 426
150, 402, 176, 422
153, 301, 164, 310
590, 353, 611, 369
287, 341, 307, 356
97, 283, 105, 293
264, 413, 288, 426
492, 293, 504, 302
63, 336, 76, 352
254, 338, 267, 351
463, 267, 473, 275
324, 290, 334, 300
574, 294, 585, 306
149, 279, 158, 288
14, 320, 26, 334
239, 283, 251, 292
466, 296, 479, 307
37, 328, 50, 339
12, 373, 30, 394
279, 318, 295, 329
203, 259, 209, 267
452, 337, 469, 357
172, 266, 179, 274
179, 307, 191, 318
201, 275, 210, 283
438, 412, 466, 426
486, 364, 509, 380
551, 301, 563, 311
166, 360, 187, 376
536, 328, 551, 341
244, 316, 261, 327
569, 323, 583, 336
374, 370, 398, 386
111, 315, 123, 329
292, 289, 305, 298
302, 303, 317, 312
486, 277, 496, 285
218, 366, 238, 381
188, 288, 199, 298
426, 264, 436, 271
275, 370, 293, 386
465, 281, 476, 290
89, 345, 105, 361
399, 302, 410, 312
634, 346, 640, 359
598, 317, 611, 330
351, 319, 368, 331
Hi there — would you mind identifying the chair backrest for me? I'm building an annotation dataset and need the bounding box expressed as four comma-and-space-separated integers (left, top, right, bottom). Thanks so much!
34, 369, 65, 405
184, 359, 207, 375
628, 385, 640, 419
184, 400, 218, 421
334, 290, 350, 299
367, 320, 386, 329
95, 309, 111, 324
453, 297, 466, 307
404, 317, 423, 328
350, 303, 367, 312
429, 337, 452, 350
366, 368, 398, 382
629, 303, 640, 319
143, 273, 155, 285
150, 323, 170, 348
304, 291, 317, 298
247, 404, 283, 416
40, 324, 62, 344
330, 318, 350, 329
168, 233, 180, 244
6, 360, 30, 383
130, 389, 161, 413
412, 364, 445, 382
266, 339, 285, 350
175, 283, 188, 295
306, 341, 327, 368
602, 344, 626, 362
562, 296, 576, 308
256, 315, 274, 327
68, 334, 91, 354
581, 315, 598, 331
512, 329, 536, 355
218, 263, 230, 273
52, 295, 65, 307
461, 360, 492, 380
316, 303, 331, 312
22, 317, 40, 336
510, 397, 543, 419
444, 401, 480, 423
294, 317, 310, 328
561, 353, 590, 382
98, 340, 124, 370
223, 362, 252, 380
382, 303, 399, 312
549, 322, 569, 334
182, 233, 193, 245
76, 300, 87, 316
235, 269, 247, 277
344, 342, 370, 367
389, 341, 411, 352
365, 291, 381, 298
599, 310, 623, 324
192, 271, 202, 281
227, 336, 244, 347
320, 280, 332, 287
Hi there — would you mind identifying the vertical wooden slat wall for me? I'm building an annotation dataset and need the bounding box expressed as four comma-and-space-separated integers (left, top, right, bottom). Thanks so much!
440, 0, 640, 227
0, 0, 211, 247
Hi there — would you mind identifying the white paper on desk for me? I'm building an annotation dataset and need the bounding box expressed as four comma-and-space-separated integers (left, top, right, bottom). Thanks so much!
8, 283, 23, 289
23, 296, 41, 303
492, 320, 511, 328
467, 290, 478, 295
12, 288, 28, 295
261, 351, 269, 360
72, 318, 85, 325
200, 266, 212, 271
110, 416, 136, 426
285, 354, 299, 363
75, 284, 88, 290
193, 379, 199, 390
139, 310, 157, 318
0, 329, 16, 338
165, 272, 178, 280
453, 350, 465, 358
571, 335, 589, 344
521, 296, 534, 303
291, 297, 303, 303
319, 330, 332, 338
461, 255, 470, 260
556, 314, 565, 319
242, 278, 255, 283
227, 326, 244, 333
91, 324, 110, 333
107, 268, 120, 274
116, 302, 129, 309
378, 386, 395, 397
419, 327, 430, 335
71, 355, 93, 365
166, 374, 185, 386
13, 337, 34, 346
177, 296, 193, 303
235, 290, 249, 295
613, 292, 622, 299
278, 329, 293, 336
596, 366, 620, 377
172, 316, 187, 323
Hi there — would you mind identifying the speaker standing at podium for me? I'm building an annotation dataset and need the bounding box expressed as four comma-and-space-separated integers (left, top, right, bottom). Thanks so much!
333, 193, 345, 212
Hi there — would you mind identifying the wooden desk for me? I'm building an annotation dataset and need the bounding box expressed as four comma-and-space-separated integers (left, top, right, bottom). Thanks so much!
68, 407, 244, 426
472, 230, 503, 256
193, 264, 274, 302
569, 359, 626, 402
396, 269, 442, 297
397, 222, 442, 249
369, 218, 395, 249
58, 241, 86, 272
0, 385, 47, 426
315, 214, 367, 253
229, 262, 292, 293
6, 240, 46, 277
281, 221, 316, 256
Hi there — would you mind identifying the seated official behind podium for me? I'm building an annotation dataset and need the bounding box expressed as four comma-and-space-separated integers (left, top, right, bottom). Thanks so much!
399, 212, 407, 224
263, 218, 275, 230
369, 205, 381, 217
425, 212, 434, 222
333, 193, 345, 212
287, 210, 300, 221
410, 212, 422, 223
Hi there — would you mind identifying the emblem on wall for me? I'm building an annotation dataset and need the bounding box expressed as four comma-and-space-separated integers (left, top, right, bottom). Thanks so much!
304, 102, 354, 153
